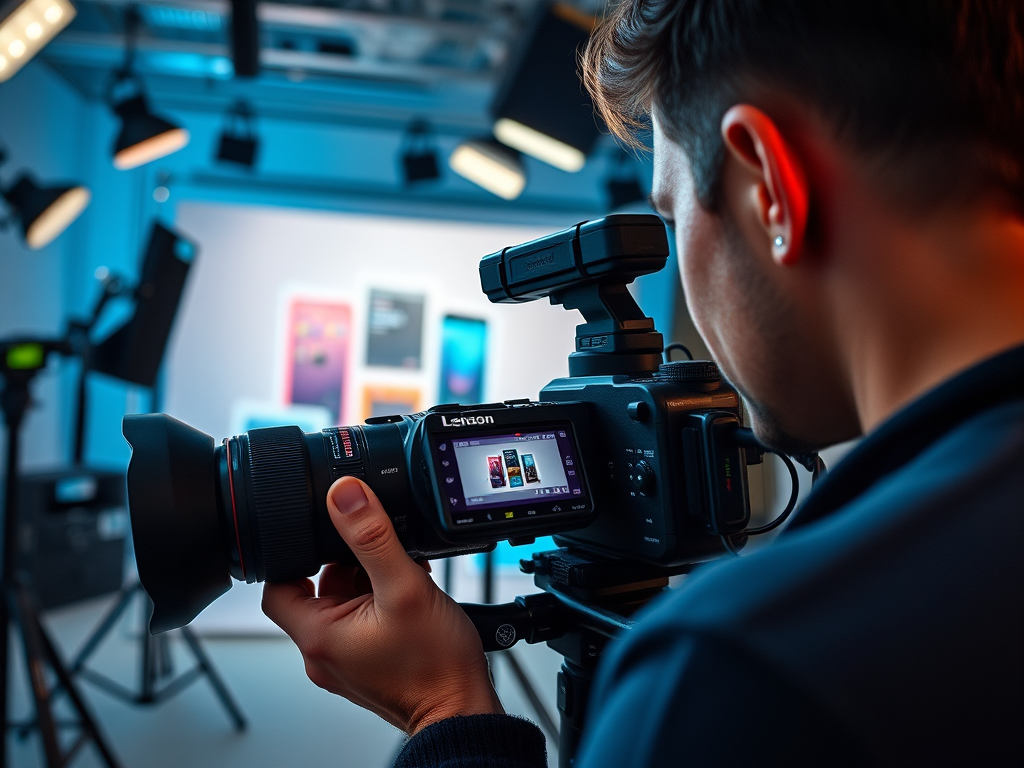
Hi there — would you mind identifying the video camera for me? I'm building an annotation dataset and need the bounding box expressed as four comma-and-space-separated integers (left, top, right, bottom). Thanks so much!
123, 214, 765, 634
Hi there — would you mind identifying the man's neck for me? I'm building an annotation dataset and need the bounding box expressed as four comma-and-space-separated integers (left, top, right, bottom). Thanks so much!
841, 204, 1024, 434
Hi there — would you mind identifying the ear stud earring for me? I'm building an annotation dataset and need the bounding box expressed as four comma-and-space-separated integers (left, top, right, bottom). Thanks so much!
773, 235, 785, 248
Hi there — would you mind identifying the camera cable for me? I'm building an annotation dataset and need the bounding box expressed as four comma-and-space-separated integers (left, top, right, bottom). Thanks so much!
721, 429, 807, 555
663, 342, 694, 361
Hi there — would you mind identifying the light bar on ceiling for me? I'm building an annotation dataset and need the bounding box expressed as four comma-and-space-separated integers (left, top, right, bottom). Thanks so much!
449, 140, 525, 201
0, 0, 75, 83
493, 117, 586, 173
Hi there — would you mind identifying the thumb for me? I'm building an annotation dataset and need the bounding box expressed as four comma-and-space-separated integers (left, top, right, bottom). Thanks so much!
326, 476, 424, 610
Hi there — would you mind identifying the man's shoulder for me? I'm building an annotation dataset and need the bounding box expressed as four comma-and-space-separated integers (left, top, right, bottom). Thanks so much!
650, 398, 1024, 632
602, 400, 1024, 764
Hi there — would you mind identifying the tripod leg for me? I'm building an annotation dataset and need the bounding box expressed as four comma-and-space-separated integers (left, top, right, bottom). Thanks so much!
12, 587, 63, 768
26, 591, 122, 768
178, 628, 247, 731
26, 583, 142, 732
1, 587, 9, 768
498, 651, 558, 742
69, 584, 140, 673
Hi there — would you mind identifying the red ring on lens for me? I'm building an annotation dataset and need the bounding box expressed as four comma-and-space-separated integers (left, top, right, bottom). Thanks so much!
226, 439, 246, 580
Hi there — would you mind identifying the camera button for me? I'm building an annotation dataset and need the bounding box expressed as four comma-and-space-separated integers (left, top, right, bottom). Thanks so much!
631, 460, 655, 494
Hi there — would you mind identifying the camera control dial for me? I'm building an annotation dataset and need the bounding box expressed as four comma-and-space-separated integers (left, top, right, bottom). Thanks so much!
630, 460, 655, 494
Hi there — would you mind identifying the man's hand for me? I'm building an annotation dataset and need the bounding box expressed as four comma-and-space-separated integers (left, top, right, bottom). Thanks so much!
262, 476, 503, 735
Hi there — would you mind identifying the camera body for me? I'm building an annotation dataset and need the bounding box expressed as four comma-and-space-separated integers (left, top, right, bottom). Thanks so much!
123, 214, 754, 633
542, 371, 748, 567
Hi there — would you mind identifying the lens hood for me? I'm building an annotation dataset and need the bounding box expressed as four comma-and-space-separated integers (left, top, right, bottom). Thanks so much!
123, 414, 232, 633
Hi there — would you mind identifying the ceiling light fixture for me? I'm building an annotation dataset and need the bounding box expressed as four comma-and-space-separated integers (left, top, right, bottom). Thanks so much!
0, 0, 75, 83
490, 3, 599, 173
108, 7, 189, 170
400, 120, 440, 185
215, 100, 259, 168
449, 139, 525, 200
0, 149, 90, 249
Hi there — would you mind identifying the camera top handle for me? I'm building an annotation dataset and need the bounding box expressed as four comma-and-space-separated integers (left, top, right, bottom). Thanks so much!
480, 213, 670, 377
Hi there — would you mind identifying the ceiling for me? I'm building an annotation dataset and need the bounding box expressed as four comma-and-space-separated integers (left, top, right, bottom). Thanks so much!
42, 0, 609, 134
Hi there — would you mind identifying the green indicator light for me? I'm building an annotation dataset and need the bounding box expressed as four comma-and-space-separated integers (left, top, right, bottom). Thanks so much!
6, 343, 45, 371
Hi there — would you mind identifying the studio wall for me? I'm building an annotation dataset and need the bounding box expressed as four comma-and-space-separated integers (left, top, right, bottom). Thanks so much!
165, 201, 581, 441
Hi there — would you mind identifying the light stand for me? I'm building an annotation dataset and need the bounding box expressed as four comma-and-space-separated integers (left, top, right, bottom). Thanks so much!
53, 266, 246, 731
0, 338, 122, 768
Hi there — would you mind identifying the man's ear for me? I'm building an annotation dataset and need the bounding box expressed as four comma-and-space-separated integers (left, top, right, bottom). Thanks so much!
720, 105, 809, 265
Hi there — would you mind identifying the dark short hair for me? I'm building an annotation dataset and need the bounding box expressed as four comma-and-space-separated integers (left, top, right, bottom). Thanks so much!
583, 0, 1024, 213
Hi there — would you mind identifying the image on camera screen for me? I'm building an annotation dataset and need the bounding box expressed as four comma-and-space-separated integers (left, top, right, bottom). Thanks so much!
504, 449, 524, 488
488, 456, 506, 488
522, 454, 539, 483
432, 425, 585, 524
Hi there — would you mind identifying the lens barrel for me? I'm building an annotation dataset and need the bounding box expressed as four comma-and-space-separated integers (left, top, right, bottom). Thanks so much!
124, 415, 400, 633
221, 425, 363, 586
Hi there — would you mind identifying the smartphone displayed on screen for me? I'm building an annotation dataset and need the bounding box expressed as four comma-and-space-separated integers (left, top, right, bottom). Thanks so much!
439, 315, 487, 405
284, 299, 351, 423
522, 453, 539, 483
488, 456, 506, 488
503, 449, 524, 488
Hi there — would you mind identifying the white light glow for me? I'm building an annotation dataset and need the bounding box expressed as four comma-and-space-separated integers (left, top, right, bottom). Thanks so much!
493, 118, 586, 173
0, 56, 7, 71
113, 127, 190, 170
0, 0, 76, 82
25, 186, 90, 250
449, 141, 526, 200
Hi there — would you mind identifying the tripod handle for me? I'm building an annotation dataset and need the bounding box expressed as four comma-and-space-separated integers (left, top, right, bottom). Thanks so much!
460, 593, 564, 652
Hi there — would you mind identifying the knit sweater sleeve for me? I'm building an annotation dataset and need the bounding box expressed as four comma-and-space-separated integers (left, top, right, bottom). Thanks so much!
394, 714, 547, 768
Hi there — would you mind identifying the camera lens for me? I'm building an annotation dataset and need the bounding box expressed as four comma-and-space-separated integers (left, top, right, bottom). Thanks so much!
123, 414, 389, 634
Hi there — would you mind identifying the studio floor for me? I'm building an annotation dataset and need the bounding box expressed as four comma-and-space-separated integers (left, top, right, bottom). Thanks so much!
7, 572, 561, 768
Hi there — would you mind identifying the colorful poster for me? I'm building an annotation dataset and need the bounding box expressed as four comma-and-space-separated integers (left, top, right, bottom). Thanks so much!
362, 385, 422, 420
438, 315, 487, 404
283, 298, 351, 423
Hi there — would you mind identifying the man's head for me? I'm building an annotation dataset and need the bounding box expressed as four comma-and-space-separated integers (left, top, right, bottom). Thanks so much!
585, 0, 1024, 452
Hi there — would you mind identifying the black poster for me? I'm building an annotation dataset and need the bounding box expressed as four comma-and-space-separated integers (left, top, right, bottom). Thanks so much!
365, 289, 425, 369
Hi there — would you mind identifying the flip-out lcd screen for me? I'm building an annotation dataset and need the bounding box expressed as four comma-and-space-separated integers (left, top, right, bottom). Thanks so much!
431, 424, 587, 527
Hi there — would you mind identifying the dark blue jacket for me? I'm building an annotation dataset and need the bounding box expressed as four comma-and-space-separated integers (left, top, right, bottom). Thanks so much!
397, 346, 1024, 767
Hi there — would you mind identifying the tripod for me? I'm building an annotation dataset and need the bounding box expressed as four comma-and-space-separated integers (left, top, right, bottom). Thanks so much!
60, 581, 246, 729
462, 548, 690, 768
0, 339, 121, 768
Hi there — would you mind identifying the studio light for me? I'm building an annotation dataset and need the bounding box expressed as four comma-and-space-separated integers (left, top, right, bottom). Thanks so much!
109, 8, 189, 170
0, 0, 75, 83
493, 118, 584, 174
215, 100, 259, 168
449, 139, 525, 201
0, 150, 90, 249
400, 120, 440, 185
490, 3, 599, 173
111, 90, 190, 170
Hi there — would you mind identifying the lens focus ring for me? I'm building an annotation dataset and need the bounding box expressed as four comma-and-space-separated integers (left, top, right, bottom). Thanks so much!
247, 426, 319, 582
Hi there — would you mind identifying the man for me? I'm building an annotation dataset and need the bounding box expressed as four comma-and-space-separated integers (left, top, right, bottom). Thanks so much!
263, 1, 1024, 765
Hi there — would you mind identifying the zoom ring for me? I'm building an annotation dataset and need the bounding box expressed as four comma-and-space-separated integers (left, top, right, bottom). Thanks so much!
247, 426, 319, 582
